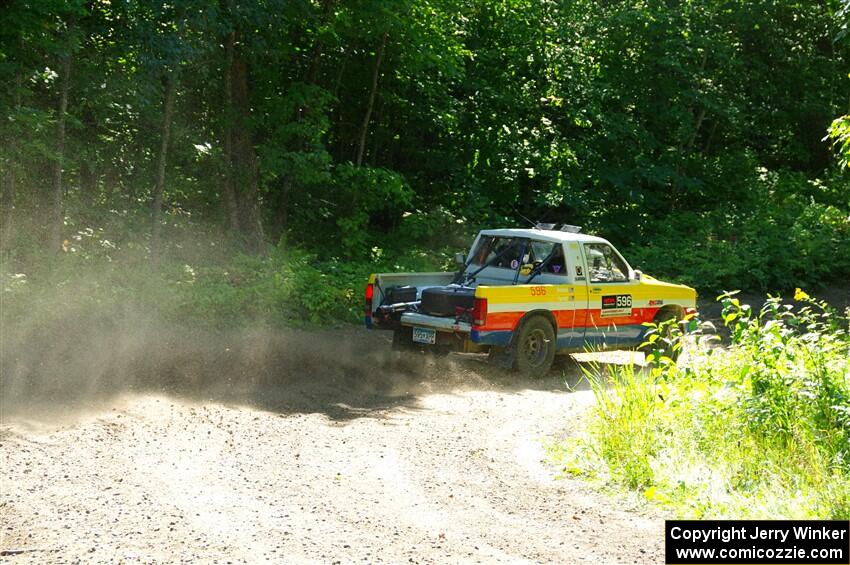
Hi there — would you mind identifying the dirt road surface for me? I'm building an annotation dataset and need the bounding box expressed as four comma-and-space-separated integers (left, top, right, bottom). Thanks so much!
1, 330, 662, 564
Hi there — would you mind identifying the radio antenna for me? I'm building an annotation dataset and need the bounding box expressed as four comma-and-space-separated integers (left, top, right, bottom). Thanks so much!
510, 203, 537, 228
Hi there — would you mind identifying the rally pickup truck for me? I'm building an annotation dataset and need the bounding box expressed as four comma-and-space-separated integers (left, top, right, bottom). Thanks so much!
365, 225, 697, 376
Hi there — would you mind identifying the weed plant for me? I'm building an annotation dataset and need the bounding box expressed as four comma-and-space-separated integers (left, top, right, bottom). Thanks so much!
551, 292, 850, 518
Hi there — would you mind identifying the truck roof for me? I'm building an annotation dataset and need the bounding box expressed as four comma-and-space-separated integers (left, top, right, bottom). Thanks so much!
478, 228, 609, 245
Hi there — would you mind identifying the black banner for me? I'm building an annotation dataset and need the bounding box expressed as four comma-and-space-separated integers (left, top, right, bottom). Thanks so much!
666, 520, 850, 565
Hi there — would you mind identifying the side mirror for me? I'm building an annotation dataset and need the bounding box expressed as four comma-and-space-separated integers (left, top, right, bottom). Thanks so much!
633, 269, 642, 281
455, 253, 466, 266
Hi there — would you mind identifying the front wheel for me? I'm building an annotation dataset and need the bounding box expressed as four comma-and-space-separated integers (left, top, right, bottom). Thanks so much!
514, 316, 556, 378
640, 309, 682, 364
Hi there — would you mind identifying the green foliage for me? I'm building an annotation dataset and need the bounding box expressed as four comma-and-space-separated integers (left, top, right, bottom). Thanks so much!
554, 293, 850, 518
330, 165, 413, 255
2, 0, 850, 295
1, 202, 451, 329
624, 167, 850, 291
828, 113, 850, 169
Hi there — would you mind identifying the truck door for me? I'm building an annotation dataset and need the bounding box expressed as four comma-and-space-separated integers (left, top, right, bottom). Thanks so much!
579, 242, 642, 348
555, 242, 589, 349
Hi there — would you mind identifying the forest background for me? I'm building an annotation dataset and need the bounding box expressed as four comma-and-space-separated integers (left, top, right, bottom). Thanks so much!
2, 0, 849, 326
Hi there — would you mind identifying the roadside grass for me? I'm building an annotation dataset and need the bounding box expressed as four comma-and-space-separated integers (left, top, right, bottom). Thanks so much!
549, 292, 850, 519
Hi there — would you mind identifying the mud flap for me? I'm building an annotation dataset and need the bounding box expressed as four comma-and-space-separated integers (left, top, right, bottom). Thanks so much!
487, 346, 515, 369
392, 327, 417, 351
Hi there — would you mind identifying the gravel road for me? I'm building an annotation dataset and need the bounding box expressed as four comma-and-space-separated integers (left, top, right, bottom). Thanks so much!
1, 331, 662, 564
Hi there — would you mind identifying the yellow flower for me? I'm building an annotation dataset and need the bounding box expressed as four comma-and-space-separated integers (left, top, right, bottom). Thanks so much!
794, 288, 810, 301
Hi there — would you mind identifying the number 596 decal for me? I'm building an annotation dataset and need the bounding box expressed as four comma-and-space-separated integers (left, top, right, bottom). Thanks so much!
530, 286, 547, 296
601, 294, 632, 317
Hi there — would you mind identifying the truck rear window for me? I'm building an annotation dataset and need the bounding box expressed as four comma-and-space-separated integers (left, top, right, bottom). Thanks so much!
470, 237, 566, 275
470, 236, 525, 269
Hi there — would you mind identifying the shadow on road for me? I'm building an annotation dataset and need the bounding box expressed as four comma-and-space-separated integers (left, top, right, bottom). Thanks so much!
1, 311, 636, 426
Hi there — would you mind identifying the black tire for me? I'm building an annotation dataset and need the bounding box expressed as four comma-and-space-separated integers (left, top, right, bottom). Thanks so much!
513, 316, 556, 378
420, 286, 475, 317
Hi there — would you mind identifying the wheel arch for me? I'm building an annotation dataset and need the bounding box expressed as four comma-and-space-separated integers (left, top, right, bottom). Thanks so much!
510, 309, 558, 348
654, 304, 684, 322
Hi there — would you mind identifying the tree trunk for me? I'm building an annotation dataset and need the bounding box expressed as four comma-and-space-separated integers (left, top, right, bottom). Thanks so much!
49, 52, 72, 253
274, 2, 334, 243
104, 166, 120, 206
222, 30, 241, 233
1, 172, 14, 255
79, 161, 96, 207
228, 30, 265, 255
686, 106, 707, 152
79, 108, 98, 207
270, 176, 292, 243
703, 120, 718, 155
150, 72, 177, 266
304, 0, 333, 86
1, 71, 23, 254
355, 31, 388, 167
370, 96, 383, 162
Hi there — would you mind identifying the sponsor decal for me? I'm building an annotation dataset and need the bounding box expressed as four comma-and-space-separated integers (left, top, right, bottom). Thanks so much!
510, 259, 519, 270
553, 264, 561, 273
648, 299, 664, 306
601, 294, 632, 317
576, 265, 583, 277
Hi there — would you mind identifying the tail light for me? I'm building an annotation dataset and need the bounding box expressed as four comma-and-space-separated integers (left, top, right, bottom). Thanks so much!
472, 297, 487, 326
365, 282, 374, 316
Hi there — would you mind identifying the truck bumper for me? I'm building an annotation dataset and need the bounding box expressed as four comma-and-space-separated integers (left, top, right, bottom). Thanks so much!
398, 312, 486, 353
399, 312, 473, 333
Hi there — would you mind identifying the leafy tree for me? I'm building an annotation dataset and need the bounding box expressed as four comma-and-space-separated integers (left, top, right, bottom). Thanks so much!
1, 0, 848, 291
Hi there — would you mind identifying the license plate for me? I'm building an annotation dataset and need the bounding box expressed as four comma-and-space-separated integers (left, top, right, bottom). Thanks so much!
412, 326, 436, 345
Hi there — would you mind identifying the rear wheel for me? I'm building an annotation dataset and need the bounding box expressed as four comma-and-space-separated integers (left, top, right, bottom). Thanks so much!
514, 316, 556, 378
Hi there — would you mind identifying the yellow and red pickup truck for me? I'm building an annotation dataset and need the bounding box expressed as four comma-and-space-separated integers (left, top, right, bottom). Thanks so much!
366, 225, 696, 376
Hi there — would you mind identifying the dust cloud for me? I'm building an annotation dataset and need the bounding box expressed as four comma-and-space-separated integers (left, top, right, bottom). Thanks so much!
0, 284, 442, 426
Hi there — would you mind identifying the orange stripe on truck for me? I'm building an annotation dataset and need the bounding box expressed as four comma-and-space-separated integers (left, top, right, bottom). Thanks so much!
477, 307, 662, 332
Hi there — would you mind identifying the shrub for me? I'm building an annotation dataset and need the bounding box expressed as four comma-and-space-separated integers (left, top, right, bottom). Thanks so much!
623, 170, 850, 293
554, 292, 850, 518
